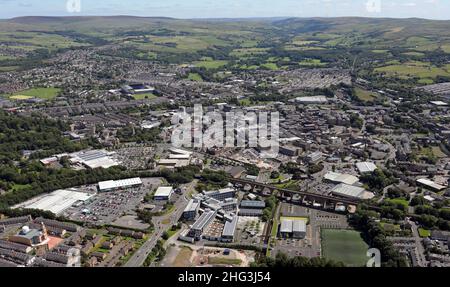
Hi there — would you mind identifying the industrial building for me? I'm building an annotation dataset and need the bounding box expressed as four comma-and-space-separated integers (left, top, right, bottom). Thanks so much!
98, 177, 143, 192
292, 96, 328, 104
416, 178, 447, 192
69, 149, 119, 169
168, 148, 193, 156
331, 184, 375, 200
356, 162, 378, 174
157, 159, 190, 168
154, 186, 174, 201
13, 189, 94, 215
324, 171, 359, 185
279, 218, 307, 239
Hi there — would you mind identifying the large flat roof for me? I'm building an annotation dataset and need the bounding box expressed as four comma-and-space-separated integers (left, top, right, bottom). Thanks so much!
14, 189, 93, 215
192, 210, 216, 230
70, 149, 119, 169
98, 177, 142, 191
294, 96, 328, 103
417, 178, 446, 191
331, 183, 374, 200
324, 171, 359, 185
184, 199, 201, 213
293, 220, 306, 233
356, 162, 378, 173
280, 219, 293, 233
154, 186, 174, 197
222, 215, 238, 237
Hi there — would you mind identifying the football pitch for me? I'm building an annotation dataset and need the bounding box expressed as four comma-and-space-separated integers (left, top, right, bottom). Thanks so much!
321, 229, 369, 267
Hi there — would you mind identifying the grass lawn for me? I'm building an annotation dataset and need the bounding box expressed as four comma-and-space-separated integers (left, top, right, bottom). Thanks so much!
375, 61, 450, 81
386, 198, 409, 208
353, 87, 378, 102
133, 93, 157, 100
187, 72, 203, 81
419, 146, 447, 159
431, 146, 447, 158
208, 257, 242, 266
418, 228, 431, 238
11, 87, 61, 100
166, 227, 181, 238
194, 60, 227, 69
275, 180, 299, 190
260, 63, 278, 70
299, 59, 326, 67
321, 229, 369, 267
0, 66, 19, 72
403, 51, 425, 57
271, 218, 279, 238
371, 49, 390, 54
380, 222, 401, 232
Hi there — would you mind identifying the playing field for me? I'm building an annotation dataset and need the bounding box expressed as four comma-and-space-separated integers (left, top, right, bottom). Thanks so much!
11, 87, 61, 100
321, 229, 369, 267
132, 93, 157, 100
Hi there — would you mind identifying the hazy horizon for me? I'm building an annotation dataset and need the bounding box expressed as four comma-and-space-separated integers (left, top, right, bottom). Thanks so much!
0, 0, 450, 20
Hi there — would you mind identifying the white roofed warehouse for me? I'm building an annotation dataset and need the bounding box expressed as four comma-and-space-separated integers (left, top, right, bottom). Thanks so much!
13, 189, 94, 215
279, 218, 307, 239
154, 186, 174, 200
416, 178, 446, 192
98, 177, 143, 192
356, 162, 378, 174
331, 184, 375, 200
324, 171, 359, 185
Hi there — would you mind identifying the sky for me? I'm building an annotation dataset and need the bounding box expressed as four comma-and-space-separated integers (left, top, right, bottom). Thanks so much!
0, 0, 449, 20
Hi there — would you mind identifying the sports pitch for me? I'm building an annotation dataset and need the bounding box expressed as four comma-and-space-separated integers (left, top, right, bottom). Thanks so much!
321, 229, 369, 267
10, 87, 61, 100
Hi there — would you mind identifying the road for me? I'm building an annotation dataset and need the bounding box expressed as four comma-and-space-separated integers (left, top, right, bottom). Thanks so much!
124, 181, 196, 267
408, 219, 428, 267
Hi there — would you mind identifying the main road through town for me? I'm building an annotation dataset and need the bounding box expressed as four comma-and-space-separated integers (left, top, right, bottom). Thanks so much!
124, 180, 197, 267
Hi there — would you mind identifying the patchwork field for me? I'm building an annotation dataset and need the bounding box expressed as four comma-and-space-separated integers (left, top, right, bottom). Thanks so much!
321, 229, 369, 267
375, 61, 450, 82
194, 59, 228, 69
299, 59, 326, 67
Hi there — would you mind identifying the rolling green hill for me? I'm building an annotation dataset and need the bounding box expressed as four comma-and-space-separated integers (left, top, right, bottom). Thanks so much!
1, 16, 450, 84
